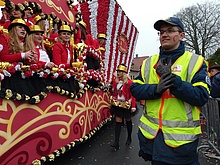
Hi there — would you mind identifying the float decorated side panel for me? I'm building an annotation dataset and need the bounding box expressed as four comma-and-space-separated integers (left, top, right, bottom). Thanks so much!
0, 90, 110, 165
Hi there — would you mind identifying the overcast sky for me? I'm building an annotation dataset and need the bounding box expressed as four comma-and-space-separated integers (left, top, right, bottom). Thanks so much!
0, 0, 216, 57
116, 0, 216, 56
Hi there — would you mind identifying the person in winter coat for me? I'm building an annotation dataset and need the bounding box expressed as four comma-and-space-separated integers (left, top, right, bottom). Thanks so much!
209, 64, 220, 113
130, 17, 210, 165
209, 64, 220, 98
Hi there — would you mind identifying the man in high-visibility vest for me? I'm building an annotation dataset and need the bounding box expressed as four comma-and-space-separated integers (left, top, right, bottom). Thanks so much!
130, 17, 210, 165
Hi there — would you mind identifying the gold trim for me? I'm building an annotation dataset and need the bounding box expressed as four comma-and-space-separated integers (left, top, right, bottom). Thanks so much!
117, 65, 127, 73
98, 33, 106, 39
109, 96, 131, 109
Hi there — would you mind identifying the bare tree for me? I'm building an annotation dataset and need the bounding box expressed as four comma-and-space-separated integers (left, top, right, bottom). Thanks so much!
175, 2, 220, 59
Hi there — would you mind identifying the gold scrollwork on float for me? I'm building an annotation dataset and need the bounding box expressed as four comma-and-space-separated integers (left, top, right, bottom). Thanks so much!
0, 91, 110, 155
39, 0, 75, 23
118, 33, 129, 54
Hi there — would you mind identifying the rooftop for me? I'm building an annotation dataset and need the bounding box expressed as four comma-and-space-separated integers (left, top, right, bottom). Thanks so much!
131, 56, 149, 71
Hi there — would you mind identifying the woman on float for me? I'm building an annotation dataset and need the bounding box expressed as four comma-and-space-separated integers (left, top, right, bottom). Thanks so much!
52, 24, 74, 68
0, 18, 37, 95
0, 18, 36, 62
24, 25, 56, 68
52, 24, 78, 93
23, 25, 57, 93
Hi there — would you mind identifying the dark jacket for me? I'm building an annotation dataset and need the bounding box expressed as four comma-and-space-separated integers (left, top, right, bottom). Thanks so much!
130, 41, 210, 164
130, 42, 210, 107
210, 72, 220, 98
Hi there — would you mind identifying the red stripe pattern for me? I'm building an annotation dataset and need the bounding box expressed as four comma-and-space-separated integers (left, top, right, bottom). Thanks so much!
79, 0, 139, 82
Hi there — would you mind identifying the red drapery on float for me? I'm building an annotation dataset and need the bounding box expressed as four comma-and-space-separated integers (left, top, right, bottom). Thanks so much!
12, 0, 77, 28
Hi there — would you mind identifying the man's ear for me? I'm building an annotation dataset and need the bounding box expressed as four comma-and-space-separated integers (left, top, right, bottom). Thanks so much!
180, 32, 185, 40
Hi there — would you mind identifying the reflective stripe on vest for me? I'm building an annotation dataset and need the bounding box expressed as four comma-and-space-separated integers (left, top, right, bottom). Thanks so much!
139, 51, 205, 147
144, 114, 200, 128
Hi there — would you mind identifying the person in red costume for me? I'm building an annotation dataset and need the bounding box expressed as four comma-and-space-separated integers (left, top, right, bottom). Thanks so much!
23, 4, 34, 26
2, 3, 32, 29
52, 24, 74, 68
74, 21, 94, 47
28, 2, 42, 27
0, 18, 36, 63
24, 25, 57, 68
33, 14, 48, 35
109, 64, 136, 151
0, 19, 40, 96
94, 33, 107, 51
0, 7, 10, 26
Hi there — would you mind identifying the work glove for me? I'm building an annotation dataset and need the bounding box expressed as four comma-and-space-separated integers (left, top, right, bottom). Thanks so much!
156, 56, 172, 77
138, 149, 152, 161
155, 72, 176, 95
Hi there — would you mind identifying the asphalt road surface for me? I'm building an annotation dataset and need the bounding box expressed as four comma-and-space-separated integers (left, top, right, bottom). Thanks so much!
45, 111, 219, 165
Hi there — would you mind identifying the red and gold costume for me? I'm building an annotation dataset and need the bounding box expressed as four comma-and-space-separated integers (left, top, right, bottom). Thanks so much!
110, 77, 136, 109
109, 64, 137, 151
74, 28, 94, 47
52, 42, 73, 68
52, 24, 74, 68
0, 32, 25, 62
25, 45, 50, 67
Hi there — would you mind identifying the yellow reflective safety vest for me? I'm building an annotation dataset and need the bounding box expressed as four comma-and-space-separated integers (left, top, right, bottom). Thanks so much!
139, 51, 205, 148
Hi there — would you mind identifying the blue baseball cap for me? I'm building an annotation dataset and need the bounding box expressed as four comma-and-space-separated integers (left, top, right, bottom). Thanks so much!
154, 17, 184, 32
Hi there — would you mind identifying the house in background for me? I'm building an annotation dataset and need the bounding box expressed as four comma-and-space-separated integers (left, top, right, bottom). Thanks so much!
129, 55, 149, 80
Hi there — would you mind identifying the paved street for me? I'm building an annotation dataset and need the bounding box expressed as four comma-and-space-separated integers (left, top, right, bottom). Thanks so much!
45, 111, 219, 165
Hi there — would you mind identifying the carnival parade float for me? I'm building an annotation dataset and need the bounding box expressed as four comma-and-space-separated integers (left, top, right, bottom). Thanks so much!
0, 0, 138, 164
